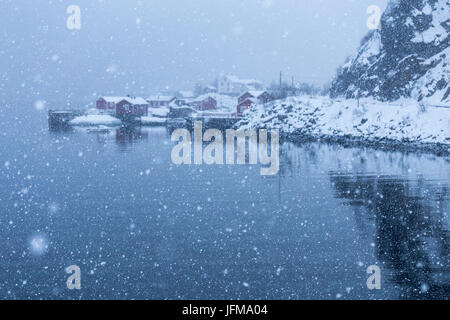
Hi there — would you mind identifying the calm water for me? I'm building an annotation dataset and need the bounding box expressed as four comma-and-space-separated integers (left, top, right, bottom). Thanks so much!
0, 111, 449, 300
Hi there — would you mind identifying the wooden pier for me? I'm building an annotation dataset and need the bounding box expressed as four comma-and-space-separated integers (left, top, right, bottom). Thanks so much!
48, 110, 83, 130
187, 112, 241, 129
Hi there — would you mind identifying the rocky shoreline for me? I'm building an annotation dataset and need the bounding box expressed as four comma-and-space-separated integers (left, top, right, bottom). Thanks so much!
238, 96, 450, 157
283, 132, 450, 157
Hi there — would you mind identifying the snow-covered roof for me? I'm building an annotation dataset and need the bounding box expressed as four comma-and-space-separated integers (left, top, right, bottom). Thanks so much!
222, 74, 263, 85
147, 95, 176, 102
124, 97, 148, 105
51, 110, 76, 114
100, 96, 148, 105
201, 94, 237, 110
190, 95, 217, 103
238, 97, 257, 105
178, 91, 194, 98
247, 90, 267, 98
101, 96, 127, 103
173, 93, 237, 111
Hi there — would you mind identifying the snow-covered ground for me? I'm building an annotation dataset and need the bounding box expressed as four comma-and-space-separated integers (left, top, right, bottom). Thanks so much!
148, 107, 170, 118
69, 115, 122, 127
141, 116, 167, 125
195, 93, 238, 112
239, 96, 450, 147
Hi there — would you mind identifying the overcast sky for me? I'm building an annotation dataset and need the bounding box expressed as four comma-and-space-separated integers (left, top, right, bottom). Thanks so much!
0, 0, 388, 106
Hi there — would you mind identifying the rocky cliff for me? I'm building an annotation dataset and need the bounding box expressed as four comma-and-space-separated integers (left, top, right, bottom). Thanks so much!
330, 0, 449, 104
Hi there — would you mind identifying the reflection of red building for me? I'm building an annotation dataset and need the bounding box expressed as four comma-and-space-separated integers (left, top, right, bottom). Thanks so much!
115, 127, 148, 149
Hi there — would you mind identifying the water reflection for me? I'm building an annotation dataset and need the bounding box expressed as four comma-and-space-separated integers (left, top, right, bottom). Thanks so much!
115, 126, 149, 151
6, 121, 449, 299
330, 173, 449, 299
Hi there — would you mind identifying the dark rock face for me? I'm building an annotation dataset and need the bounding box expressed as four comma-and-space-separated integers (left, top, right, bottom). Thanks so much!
330, 0, 449, 104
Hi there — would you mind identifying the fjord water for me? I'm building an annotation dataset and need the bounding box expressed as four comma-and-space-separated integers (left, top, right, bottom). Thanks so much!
0, 109, 448, 300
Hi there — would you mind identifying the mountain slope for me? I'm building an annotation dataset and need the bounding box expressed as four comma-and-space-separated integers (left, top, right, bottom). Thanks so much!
330, 0, 450, 104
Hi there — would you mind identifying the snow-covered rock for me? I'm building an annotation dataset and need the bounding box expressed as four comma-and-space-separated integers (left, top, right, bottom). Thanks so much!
330, 0, 449, 104
238, 96, 450, 147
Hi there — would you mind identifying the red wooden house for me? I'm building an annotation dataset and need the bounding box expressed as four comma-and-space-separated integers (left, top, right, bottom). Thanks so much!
96, 96, 149, 117
237, 91, 273, 116
96, 97, 123, 113
115, 97, 149, 117
188, 96, 217, 111
238, 91, 273, 105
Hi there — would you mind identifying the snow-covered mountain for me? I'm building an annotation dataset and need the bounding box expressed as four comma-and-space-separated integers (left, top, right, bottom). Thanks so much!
330, 0, 449, 105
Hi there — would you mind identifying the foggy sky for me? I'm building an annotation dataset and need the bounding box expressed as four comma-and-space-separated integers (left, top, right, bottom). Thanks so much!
0, 0, 387, 107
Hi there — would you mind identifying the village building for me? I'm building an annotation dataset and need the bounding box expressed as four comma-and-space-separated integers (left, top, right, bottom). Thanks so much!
96, 97, 125, 113
188, 96, 217, 111
236, 91, 273, 116
172, 91, 194, 107
238, 91, 273, 105
177, 91, 195, 99
217, 74, 264, 96
147, 95, 176, 108
168, 105, 196, 119
96, 96, 149, 117
203, 85, 218, 94
115, 97, 149, 117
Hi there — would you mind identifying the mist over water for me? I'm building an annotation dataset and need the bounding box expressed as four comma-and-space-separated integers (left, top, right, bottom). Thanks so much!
0, 0, 387, 106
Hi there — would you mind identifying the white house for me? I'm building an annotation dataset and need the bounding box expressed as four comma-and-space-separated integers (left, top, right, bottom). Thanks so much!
147, 95, 176, 108
217, 74, 264, 95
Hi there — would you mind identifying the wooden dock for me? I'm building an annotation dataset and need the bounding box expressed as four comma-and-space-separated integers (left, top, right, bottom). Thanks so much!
48, 110, 83, 130
187, 112, 241, 129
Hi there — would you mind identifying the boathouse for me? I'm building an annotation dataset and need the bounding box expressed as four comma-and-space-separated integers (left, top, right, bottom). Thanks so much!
96, 96, 149, 117
96, 97, 123, 113
188, 96, 217, 111
236, 91, 273, 116
115, 97, 149, 117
